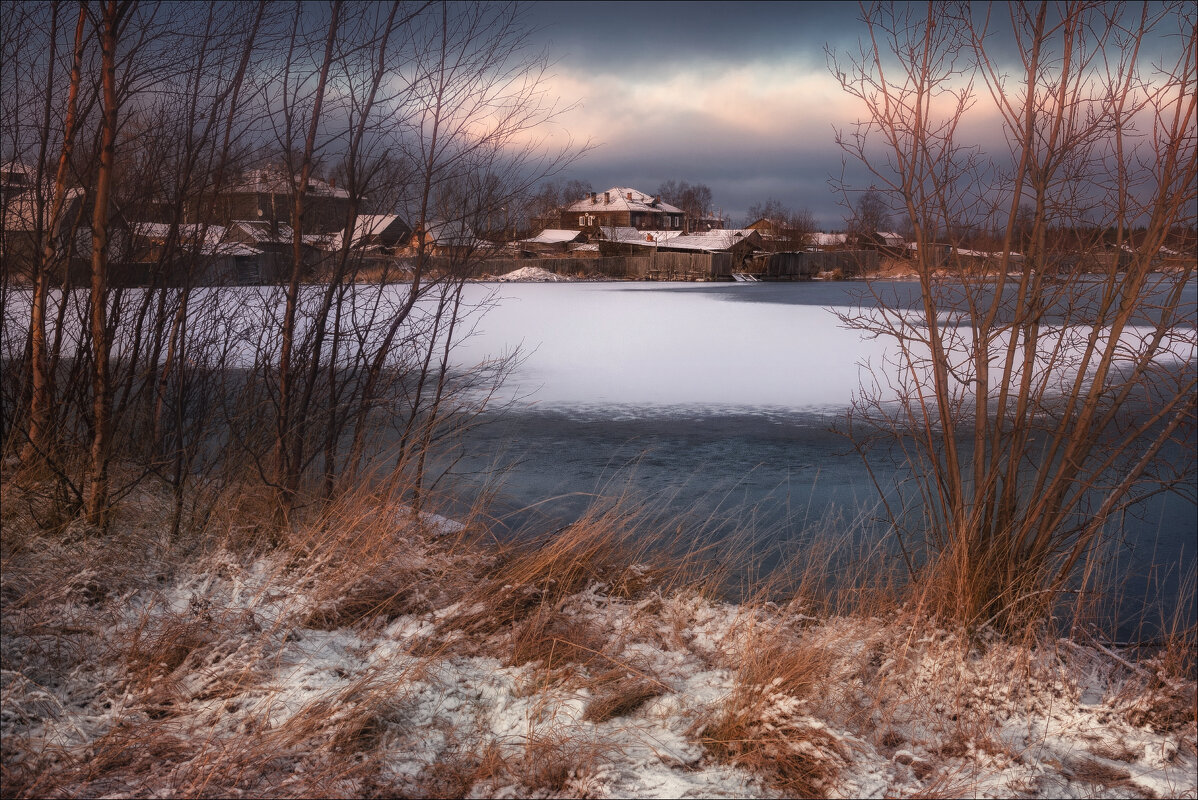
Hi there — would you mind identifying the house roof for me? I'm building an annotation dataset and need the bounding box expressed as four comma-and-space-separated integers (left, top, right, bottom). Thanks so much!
597, 226, 679, 244
810, 232, 848, 247
595, 227, 759, 252
228, 220, 296, 244
522, 228, 585, 245
335, 214, 410, 250
416, 218, 495, 249
131, 222, 261, 257
1, 189, 84, 234
1, 162, 85, 234
659, 229, 764, 252
565, 187, 683, 215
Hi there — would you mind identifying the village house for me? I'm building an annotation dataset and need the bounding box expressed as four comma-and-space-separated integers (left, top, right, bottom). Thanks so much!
196, 164, 351, 235
410, 218, 496, 259
335, 214, 412, 254
746, 217, 813, 251
0, 161, 86, 280
517, 228, 587, 255
657, 228, 765, 268
558, 187, 686, 232
690, 213, 726, 231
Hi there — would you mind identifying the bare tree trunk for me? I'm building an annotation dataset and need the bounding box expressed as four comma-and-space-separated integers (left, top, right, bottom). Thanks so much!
84, 1, 127, 528
23, 4, 86, 471
276, 0, 342, 510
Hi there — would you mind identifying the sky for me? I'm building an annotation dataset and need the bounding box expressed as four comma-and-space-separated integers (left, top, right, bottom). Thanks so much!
520, 1, 891, 229
518, 1, 1189, 231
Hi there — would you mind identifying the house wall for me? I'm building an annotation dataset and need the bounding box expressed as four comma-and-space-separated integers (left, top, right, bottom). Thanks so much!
558, 205, 685, 231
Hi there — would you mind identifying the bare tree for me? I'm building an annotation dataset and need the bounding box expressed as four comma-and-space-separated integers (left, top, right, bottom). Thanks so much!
830, 2, 1196, 629
745, 198, 815, 251
845, 188, 891, 244
523, 177, 592, 233
657, 179, 714, 230
2, 0, 581, 534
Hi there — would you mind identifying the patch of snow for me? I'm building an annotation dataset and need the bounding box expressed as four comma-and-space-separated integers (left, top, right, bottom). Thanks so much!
494, 265, 573, 282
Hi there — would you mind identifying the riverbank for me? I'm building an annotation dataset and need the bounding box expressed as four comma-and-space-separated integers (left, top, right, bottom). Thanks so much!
3, 478, 1194, 798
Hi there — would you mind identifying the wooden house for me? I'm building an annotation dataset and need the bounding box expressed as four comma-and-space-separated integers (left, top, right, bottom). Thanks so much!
0, 162, 86, 281
519, 228, 587, 255
336, 214, 412, 253
198, 165, 351, 235
559, 187, 686, 232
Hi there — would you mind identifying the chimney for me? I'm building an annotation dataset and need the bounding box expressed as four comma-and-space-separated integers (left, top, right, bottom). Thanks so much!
653, 194, 660, 205
626, 191, 632, 201
604, 191, 610, 203
590, 192, 597, 204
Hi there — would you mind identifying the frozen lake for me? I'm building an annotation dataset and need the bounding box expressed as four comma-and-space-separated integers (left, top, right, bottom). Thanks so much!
440, 279, 1196, 635
4, 277, 1192, 633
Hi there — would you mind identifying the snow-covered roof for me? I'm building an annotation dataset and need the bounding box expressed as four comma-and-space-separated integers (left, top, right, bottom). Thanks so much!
597, 226, 645, 242
227, 220, 296, 244
419, 218, 479, 247
302, 232, 338, 250
131, 222, 265, 258
1, 163, 85, 234
335, 214, 409, 250
0, 188, 84, 233
565, 187, 683, 215
660, 229, 764, 252
521, 228, 584, 245
810, 232, 848, 247
133, 222, 228, 247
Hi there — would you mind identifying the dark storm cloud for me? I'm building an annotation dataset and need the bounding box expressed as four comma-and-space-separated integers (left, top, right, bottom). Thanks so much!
522, 1, 880, 226
529, 1, 862, 74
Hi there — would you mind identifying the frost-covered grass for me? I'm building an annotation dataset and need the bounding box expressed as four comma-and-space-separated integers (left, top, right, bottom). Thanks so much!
2, 477, 1195, 799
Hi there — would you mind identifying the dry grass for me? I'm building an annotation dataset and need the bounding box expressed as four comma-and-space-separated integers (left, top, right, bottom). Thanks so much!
405, 726, 618, 798
696, 621, 848, 797
584, 674, 664, 723
289, 486, 485, 632
508, 605, 607, 670
3, 465, 1195, 799
410, 740, 507, 798
443, 498, 681, 647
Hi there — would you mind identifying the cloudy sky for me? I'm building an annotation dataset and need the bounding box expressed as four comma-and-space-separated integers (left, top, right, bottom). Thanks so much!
521, 2, 889, 229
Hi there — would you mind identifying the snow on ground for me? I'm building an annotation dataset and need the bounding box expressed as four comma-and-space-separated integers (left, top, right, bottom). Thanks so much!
494, 265, 573, 282
2, 512, 1195, 799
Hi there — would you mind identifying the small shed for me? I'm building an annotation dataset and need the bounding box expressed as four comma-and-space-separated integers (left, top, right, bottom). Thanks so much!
519, 228, 586, 255
337, 214, 412, 252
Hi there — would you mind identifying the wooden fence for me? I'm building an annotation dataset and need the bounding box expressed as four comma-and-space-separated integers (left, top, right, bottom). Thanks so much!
761, 250, 879, 279
462, 253, 733, 280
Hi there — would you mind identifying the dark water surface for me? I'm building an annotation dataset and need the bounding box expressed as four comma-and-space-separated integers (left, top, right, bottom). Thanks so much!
437, 279, 1196, 638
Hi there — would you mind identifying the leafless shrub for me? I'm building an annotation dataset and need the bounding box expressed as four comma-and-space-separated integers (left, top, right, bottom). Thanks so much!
829, 1, 1196, 632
